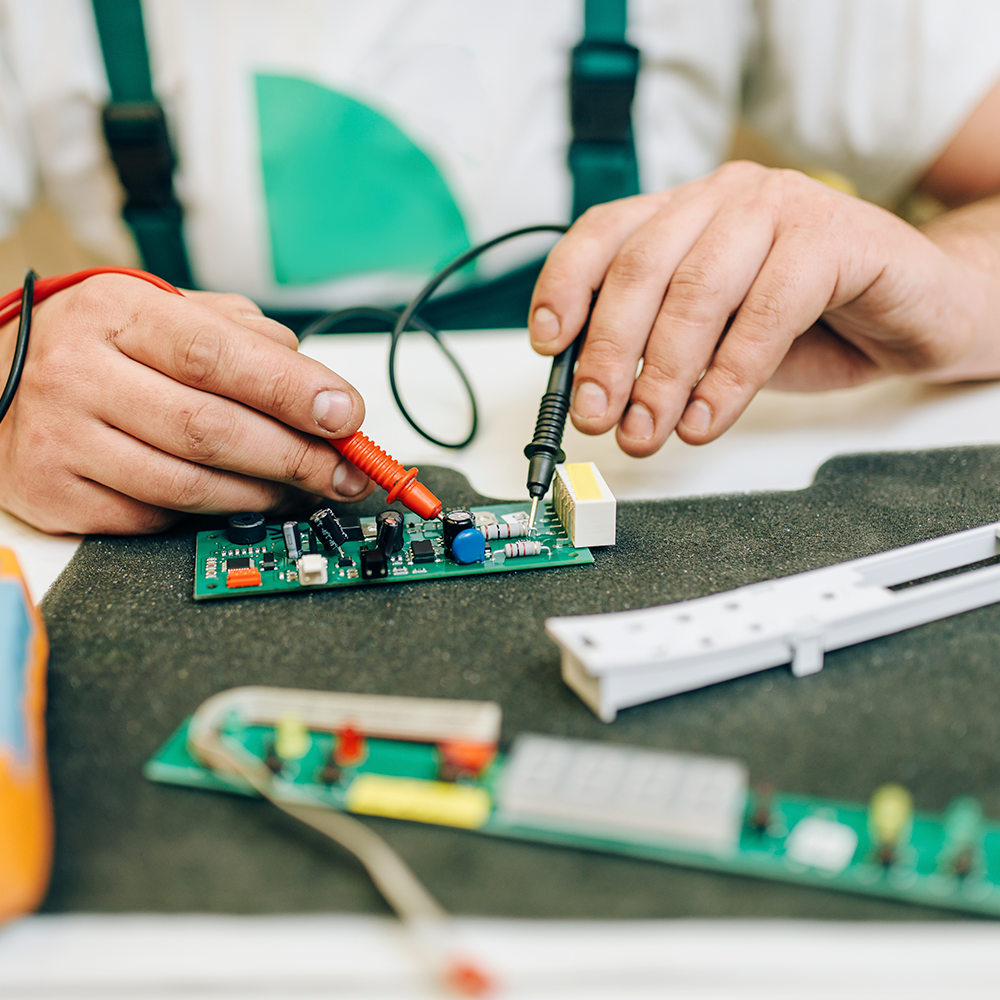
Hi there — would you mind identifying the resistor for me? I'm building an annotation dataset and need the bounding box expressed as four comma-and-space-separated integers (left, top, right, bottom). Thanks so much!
480, 522, 526, 541
503, 540, 542, 558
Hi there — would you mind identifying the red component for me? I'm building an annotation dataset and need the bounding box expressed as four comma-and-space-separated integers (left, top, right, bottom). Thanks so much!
443, 958, 494, 998
334, 723, 366, 766
226, 567, 262, 588
439, 741, 496, 777
331, 431, 442, 521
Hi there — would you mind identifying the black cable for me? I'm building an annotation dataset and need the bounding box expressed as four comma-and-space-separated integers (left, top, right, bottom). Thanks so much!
304, 225, 568, 450
0, 269, 36, 425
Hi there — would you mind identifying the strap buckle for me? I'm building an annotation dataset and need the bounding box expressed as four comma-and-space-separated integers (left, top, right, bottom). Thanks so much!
570, 39, 640, 143
102, 101, 177, 208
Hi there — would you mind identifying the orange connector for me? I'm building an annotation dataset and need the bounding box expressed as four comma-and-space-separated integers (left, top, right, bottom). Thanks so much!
0, 549, 52, 922
331, 431, 442, 521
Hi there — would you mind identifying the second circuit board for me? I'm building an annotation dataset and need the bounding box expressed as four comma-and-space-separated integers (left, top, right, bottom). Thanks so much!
193, 502, 594, 601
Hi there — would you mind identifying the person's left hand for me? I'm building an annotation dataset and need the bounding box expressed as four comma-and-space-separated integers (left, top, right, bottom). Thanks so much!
528, 161, 999, 457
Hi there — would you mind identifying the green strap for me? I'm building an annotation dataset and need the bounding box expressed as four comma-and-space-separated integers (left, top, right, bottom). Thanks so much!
91, 0, 194, 287
568, 0, 640, 220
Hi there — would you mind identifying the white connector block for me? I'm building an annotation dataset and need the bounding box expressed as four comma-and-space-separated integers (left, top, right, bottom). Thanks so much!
552, 462, 616, 547
296, 554, 328, 586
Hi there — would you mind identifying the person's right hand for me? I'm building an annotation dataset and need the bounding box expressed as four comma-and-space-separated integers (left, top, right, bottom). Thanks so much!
0, 273, 374, 535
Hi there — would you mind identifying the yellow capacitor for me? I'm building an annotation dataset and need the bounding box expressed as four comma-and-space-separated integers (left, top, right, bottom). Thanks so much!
869, 783, 913, 848
274, 713, 310, 761
0, 548, 52, 922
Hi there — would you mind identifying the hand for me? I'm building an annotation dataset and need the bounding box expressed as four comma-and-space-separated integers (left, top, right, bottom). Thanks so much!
529, 160, 998, 457
0, 275, 374, 534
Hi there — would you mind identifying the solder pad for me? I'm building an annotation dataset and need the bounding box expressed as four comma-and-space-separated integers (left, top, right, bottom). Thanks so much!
193, 502, 593, 600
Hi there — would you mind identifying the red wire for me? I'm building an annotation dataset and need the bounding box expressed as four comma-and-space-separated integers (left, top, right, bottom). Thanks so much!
1, 267, 443, 520
0, 267, 182, 328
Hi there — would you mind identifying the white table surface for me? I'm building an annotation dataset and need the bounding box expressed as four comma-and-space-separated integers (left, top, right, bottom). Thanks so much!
3, 328, 999, 992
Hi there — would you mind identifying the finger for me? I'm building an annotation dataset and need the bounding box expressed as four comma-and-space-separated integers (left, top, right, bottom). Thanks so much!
611, 195, 781, 454
567, 186, 739, 438
72, 422, 315, 517
93, 353, 373, 501
673, 231, 839, 445
183, 290, 300, 350
73, 275, 363, 438
528, 194, 667, 353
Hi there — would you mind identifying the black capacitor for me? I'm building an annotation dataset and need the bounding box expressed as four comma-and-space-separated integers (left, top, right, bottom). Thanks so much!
228, 511, 266, 546
309, 508, 348, 551
375, 509, 405, 553
442, 509, 476, 555
282, 521, 302, 561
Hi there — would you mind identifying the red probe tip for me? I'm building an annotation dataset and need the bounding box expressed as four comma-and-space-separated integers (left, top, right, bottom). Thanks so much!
330, 432, 442, 521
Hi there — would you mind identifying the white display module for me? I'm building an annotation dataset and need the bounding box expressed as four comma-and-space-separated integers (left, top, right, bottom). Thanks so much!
547, 521, 1000, 721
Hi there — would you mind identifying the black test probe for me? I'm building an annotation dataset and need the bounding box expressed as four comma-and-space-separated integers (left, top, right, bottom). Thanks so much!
524, 323, 587, 532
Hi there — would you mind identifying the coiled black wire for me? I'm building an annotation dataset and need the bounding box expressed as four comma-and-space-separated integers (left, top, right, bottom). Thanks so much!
301, 224, 567, 450
0, 269, 36, 425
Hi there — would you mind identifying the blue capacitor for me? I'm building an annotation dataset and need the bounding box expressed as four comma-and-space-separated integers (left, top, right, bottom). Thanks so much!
451, 527, 486, 564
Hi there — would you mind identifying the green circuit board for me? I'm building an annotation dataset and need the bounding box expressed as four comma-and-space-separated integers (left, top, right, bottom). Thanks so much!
147, 716, 1000, 917
193, 502, 592, 601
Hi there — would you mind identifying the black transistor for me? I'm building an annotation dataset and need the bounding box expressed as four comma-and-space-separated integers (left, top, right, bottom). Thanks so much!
359, 548, 387, 580
337, 515, 365, 542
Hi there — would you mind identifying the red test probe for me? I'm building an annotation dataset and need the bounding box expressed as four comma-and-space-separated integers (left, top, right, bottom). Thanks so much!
0, 268, 442, 520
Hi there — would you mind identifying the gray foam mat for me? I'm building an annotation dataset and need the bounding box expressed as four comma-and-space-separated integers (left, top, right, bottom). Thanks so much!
38, 448, 1000, 919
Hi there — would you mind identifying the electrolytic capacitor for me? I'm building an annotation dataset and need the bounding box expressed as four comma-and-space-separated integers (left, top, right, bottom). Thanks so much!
282, 521, 302, 561
375, 509, 405, 553
227, 511, 266, 546
480, 522, 526, 541
504, 540, 542, 558
443, 509, 476, 555
310, 508, 348, 552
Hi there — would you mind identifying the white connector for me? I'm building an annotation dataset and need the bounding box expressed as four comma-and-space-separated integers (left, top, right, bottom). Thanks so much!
296, 553, 328, 586
552, 462, 616, 547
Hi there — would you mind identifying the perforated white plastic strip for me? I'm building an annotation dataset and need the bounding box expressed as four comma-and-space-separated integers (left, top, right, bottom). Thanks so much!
547, 521, 1000, 721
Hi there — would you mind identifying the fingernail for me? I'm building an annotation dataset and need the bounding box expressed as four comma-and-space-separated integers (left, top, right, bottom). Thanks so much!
239, 308, 264, 319
530, 307, 560, 345
571, 381, 608, 420
621, 402, 654, 441
333, 461, 369, 497
680, 398, 712, 433
312, 390, 353, 432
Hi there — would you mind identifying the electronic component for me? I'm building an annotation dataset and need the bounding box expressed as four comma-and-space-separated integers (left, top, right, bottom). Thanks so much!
226, 567, 262, 589
309, 509, 348, 552
193, 501, 595, 601
224, 557, 252, 571
442, 510, 475, 555
552, 462, 616, 547
338, 515, 364, 542
410, 539, 436, 564
496, 735, 747, 853
868, 783, 913, 865
451, 528, 486, 565
334, 724, 366, 767
149, 687, 1000, 918
227, 512, 266, 546
503, 540, 542, 558
375, 510, 405, 554
296, 554, 328, 586
360, 548, 387, 580
274, 714, 310, 761
480, 522, 526, 541
547, 519, 1000, 721
282, 521, 302, 561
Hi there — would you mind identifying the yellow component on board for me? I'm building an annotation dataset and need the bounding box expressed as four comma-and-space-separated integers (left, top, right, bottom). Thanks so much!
869, 783, 913, 848
0, 548, 52, 922
346, 774, 492, 829
274, 713, 311, 761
